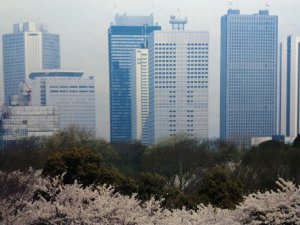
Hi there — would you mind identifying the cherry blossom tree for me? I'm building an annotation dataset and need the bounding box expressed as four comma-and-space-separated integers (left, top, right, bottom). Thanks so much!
0, 170, 299, 225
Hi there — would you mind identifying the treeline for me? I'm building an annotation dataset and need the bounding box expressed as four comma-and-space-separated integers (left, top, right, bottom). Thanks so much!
0, 126, 299, 210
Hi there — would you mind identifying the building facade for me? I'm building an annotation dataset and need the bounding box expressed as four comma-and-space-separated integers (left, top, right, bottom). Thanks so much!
108, 15, 161, 142
131, 48, 149, 144
2, 22, 60, 104
0, 105, 59, 149
29, 70, 96, 134
220, 10, 278, 145
148, 31, 209, 144
286, 35, 300, 137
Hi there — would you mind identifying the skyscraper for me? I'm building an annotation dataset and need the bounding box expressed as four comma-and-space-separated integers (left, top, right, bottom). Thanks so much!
148, 29, 209, 144
220, 9, 278, 145
108, 14, 161, 142
2, 22, 60, 104
131, 48, 149, 144
286, 35, 300, 137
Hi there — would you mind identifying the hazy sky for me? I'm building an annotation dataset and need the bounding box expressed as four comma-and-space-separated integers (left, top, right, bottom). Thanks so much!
0, 0, 300, 140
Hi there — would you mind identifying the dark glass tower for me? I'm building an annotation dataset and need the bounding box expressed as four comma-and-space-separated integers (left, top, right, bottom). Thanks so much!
108, 15, 161, 142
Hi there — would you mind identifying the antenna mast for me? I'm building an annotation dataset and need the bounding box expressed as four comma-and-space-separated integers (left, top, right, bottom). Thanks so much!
265, 1, 270, 10
228, 0, 233, 9
169, 14, 188, 31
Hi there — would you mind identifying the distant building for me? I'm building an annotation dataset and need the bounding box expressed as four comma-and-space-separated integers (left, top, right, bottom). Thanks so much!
131, 48, 149, 144
29, 69, 96, 134
148, 29, 209, 144
108, 14, 161, 143
286, 35, 300, 137
251, 135, 295, 146
2, 22, 60, 104
220, 10, 278, 146
0, 105, 59, 149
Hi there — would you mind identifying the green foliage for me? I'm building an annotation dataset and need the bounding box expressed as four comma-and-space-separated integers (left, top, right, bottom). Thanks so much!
162, 188, 198, 210
237, 140, 300, 192
196, 168, 244, 209
42, 126, 119, 167
112, 142, 146, 174
208, 139, 241, 165
135, 172, 167, 201
4, 131, 300, 211
42, 146, 139, 195
142, 137, 214, 190
43, 147, 102, 185
0, 137, 48, 171
293, 134, 300, 148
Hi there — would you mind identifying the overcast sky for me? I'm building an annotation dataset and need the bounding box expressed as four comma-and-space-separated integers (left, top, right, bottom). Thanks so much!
0, 0, 299, 140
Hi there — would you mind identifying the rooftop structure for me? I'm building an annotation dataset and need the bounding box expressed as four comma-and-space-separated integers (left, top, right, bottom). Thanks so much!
169, 15, 188, 31
115, 14, 154, 26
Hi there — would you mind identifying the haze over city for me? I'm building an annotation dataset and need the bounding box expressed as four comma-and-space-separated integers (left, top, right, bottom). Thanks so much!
0, 0, 300, 140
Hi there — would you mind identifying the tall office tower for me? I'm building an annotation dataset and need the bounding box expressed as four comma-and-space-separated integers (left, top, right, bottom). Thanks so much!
148, 26, 209, 144
28, 70, 96, 135
220, 9, 278, 145
131, 48, 149, 144
2, 22, 60, 104
108, 14, 161, 143
286, 35, 300, 137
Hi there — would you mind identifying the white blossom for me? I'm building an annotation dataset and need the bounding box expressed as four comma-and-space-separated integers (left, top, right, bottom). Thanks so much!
0, 170, 299, 225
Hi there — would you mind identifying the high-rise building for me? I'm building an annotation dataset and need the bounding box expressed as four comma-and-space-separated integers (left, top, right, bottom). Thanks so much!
220, 9, 278, 145
286, 35, 300, 137
148, 30, 209, 144
131, 48, 149, 144
2, 22, 60, 104
28, 69, 96, 134
108, 14, 161, 143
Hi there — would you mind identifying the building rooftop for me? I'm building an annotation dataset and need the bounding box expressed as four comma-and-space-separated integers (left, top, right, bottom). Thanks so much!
227, 9, 270, 16
29, 69, 84, 79
13, 22, 48, 33
114, 14, 154, 26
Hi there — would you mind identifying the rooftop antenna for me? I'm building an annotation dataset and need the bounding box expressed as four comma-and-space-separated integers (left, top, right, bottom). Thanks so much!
169, 14, 188, 31
237, 0, 240, 9
152, 0, 155, 13
228, 0, 233, 9
114, 0, 117, 17
265, 1, 270, 10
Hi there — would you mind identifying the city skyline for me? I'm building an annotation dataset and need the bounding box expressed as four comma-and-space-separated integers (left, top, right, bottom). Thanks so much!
0, 0, 300, 141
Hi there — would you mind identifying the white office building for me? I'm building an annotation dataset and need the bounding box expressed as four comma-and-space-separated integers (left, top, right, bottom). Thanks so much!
148, 31, 209, 144
28, 69, 96, 134
2, 22, 60, 104
131, 48, 149, 144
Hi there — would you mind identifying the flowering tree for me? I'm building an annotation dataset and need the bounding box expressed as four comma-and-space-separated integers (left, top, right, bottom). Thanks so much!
0, 170, 299, 225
